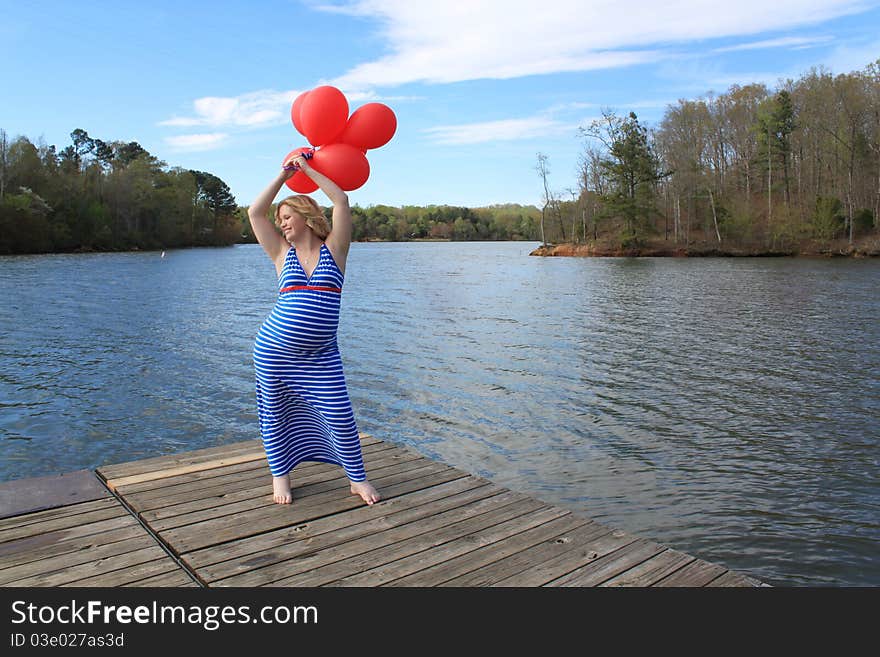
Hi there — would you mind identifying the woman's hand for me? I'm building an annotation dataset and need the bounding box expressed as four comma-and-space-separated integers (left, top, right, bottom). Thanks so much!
281, 154, 301, 179
282, 151, 314, 178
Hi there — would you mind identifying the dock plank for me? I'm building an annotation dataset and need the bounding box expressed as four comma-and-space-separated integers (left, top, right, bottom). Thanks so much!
211, 483, 531, 586
160, 465, 470, 554
113, 441, 399, 501
192, 479, 498, 582
60, 558, 188, 587
600, 549, 696, 587
104, 452, 269, 490
0, 535, 161, 585
544, 536, 664, 586
0, 470, 110, 519
132, 445, 419, 520
117, 458, 268, 496
6, 545, 174, 587
387, 514, 592, 587
97, 434, 380, 483
258, 496, 553, 587
0, 498, 119, 532
653, 559, 729, 587
147, 458, 455, 534
330, 505, 574, 587
131, 443, 419, 514
0, 488, 195, 588
122, 570, 199, 587
2, 435, 765, 587
0, 503, 131, 544
120, 442, 397, 504
0, 522, 148, 569
97, 440, 264, 481
706, 571, 764, 587
442, 522, 619, 586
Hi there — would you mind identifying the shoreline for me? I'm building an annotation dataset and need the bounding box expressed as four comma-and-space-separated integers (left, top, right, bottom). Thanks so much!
6, 237, 880, 258
530, 238, 880, 258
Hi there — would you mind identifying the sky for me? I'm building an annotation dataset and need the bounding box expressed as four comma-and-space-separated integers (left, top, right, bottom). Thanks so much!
2, 0, 879, 209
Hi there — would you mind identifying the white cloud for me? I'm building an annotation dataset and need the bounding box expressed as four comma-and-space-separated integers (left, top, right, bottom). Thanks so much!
423, 116, 575, 145
822, 37, 880, 73
545, 101, 601, 113
620, 99, 678, 110
713, 35, 834, 53
160, 89, 300, 128
324, 0, 871, 88
164, 133, 229, 151
159, 1, 874, 142
159, 87, 422, 131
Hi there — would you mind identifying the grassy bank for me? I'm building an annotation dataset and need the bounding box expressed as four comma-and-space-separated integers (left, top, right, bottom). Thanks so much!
530, 235, 880, 258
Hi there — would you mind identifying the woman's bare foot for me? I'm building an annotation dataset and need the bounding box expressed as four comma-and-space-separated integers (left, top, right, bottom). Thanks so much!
273, 474, 292, 504
350, 480, 380, 505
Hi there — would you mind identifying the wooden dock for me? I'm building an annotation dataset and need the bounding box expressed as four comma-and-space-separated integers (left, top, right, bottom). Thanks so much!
0, 434, 765, 587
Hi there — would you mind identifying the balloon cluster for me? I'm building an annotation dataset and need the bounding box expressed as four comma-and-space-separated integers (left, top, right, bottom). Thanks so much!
283, 85, 397, 193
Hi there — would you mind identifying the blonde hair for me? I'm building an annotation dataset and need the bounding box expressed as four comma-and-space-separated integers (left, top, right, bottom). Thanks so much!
274, 195, 331, 240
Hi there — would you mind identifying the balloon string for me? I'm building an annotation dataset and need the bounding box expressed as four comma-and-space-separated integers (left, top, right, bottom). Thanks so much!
283, 148, 316, 171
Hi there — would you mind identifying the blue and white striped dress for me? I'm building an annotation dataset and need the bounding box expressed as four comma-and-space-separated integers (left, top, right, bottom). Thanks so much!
253, 243, 366, 482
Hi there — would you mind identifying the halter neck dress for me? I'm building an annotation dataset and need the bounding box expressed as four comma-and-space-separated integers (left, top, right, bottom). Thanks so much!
252, 243, 366, 482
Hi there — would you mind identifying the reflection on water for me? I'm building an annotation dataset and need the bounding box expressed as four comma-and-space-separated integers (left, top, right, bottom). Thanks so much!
1, 242, 878, 586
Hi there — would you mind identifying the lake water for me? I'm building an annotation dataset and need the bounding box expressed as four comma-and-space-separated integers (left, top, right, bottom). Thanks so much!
1, 242, 878, 586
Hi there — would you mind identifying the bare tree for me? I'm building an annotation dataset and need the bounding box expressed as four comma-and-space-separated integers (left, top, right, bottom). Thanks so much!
834, 73, 870, 244
535, 152, 551, 245
0, 129, 8, 200
577, 145, 606, 241
866, 60, 880, 229
565, 187, 579, 244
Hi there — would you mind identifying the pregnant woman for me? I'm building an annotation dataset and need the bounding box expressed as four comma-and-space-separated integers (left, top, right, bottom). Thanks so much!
248, 152, 380, 506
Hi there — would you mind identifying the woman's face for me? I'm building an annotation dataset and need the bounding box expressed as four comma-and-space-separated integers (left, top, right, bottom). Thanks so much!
278, 206, 308, 242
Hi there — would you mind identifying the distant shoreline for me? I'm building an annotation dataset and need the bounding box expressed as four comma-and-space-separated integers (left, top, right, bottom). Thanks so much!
530, 237, 880, 258
0, 238, 522, 256
6, 236, 879, 257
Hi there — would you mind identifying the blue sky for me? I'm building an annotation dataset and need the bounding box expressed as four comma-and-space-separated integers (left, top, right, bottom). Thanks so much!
2, 1, 878, 209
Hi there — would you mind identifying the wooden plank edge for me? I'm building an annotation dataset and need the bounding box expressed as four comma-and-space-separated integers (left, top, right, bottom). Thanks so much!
0, 470, 112, 520
101, 451, 269, 491
99, 433, 383, 490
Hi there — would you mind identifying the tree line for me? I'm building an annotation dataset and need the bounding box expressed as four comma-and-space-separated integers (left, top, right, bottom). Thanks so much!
0, 125, 544, 255
0, 128, 239, 254
238, 202, 543, 244
538, 59, 880, 252
9, 59, 875, 257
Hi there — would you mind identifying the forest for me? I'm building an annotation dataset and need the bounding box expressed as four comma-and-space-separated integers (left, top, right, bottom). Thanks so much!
0, 128, 240, 254
537, 60, 880, 255
239, 202, 543, 244
2, 60, 877, 255
0, 125, 543, 254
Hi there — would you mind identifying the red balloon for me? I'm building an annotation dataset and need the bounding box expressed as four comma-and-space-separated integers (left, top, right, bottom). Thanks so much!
310, 143, 370, 191
282, 148, 318, 193
299, 86, 349, 146
290, 91, 310, 135
338, 103, 397, 150
282, 146, 312, 165
285, 172, 318, 193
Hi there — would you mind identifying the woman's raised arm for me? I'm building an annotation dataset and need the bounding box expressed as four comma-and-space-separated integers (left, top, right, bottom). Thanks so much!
293, 155, 353, 270
247, 165, 293, 265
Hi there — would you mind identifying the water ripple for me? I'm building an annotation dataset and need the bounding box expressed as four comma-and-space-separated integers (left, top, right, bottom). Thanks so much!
1, 243, 878, 586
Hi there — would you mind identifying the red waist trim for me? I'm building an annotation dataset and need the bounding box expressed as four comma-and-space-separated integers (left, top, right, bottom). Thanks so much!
280, 284, 342, 294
